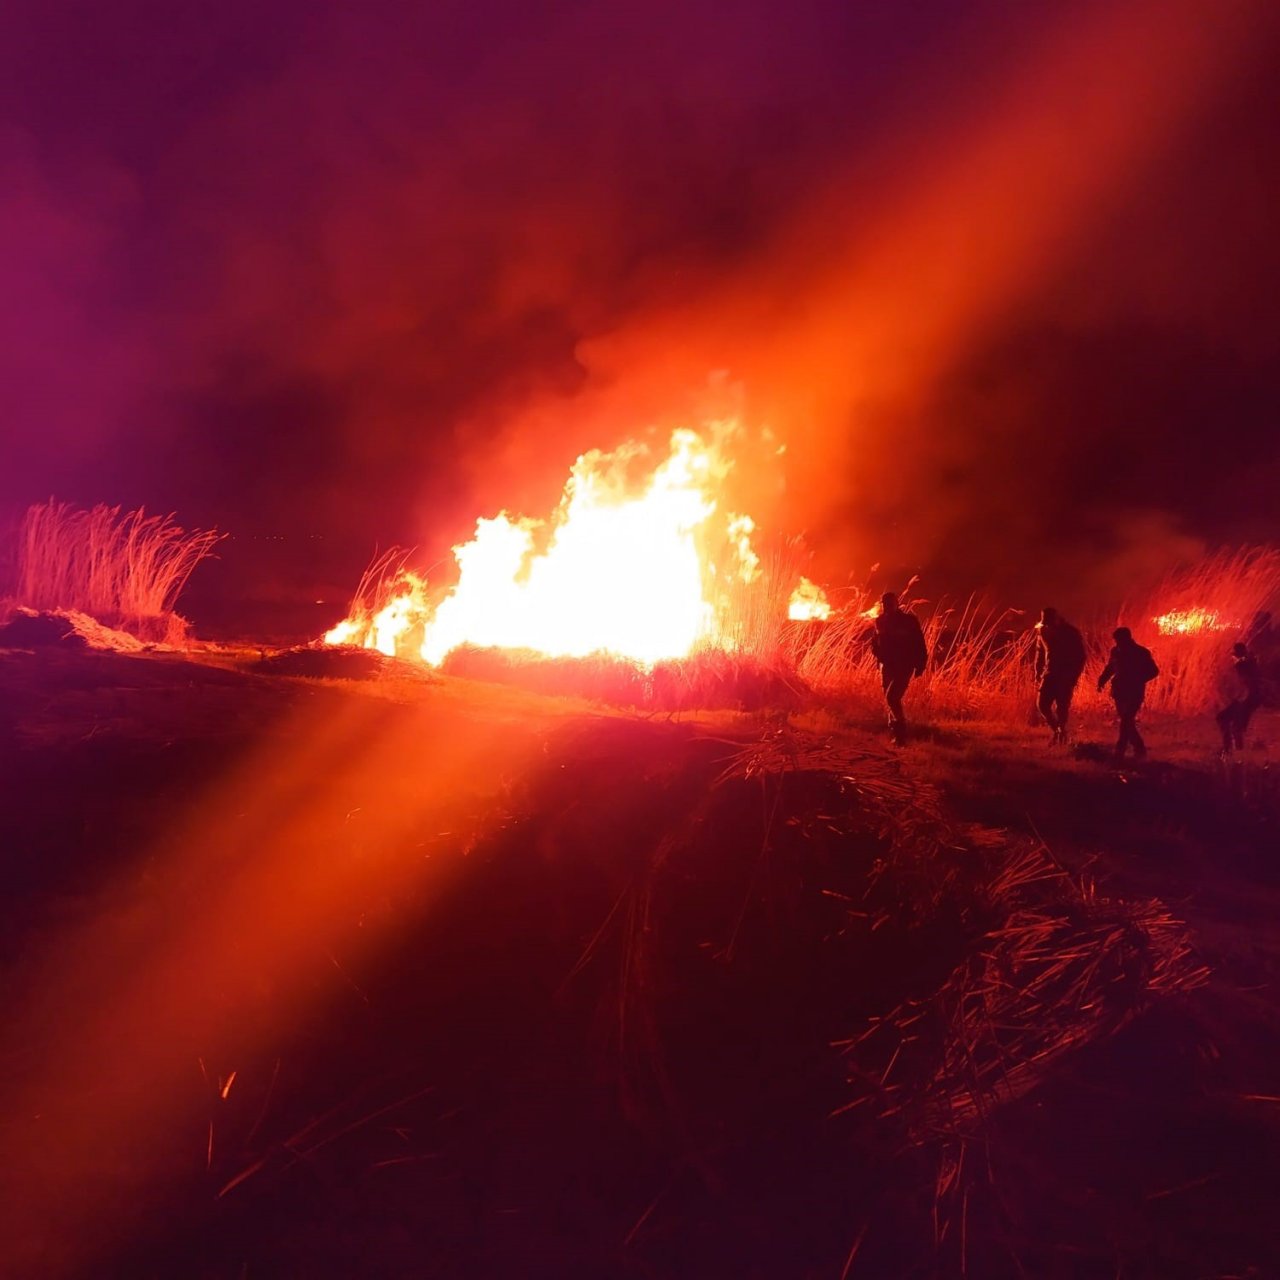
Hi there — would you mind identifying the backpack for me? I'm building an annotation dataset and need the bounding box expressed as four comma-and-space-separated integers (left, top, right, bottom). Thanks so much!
1140, 647, 1159, 683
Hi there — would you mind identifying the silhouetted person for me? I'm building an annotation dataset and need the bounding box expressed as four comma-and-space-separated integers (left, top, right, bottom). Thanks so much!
1097, 627, 1159, 762
1216, 642, 1263, 754
871, 591, 928, 743
1034, 607, 1087, 744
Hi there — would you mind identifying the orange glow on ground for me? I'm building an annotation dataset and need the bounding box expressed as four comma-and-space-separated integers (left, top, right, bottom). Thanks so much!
0, 685, 563, 1277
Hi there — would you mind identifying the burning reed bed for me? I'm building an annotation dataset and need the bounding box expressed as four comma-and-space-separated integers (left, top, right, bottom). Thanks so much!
8, 499, 221, 644
322, 539, 1279, 734
1114, 545, 1280, 717
347, 562, 1033, 719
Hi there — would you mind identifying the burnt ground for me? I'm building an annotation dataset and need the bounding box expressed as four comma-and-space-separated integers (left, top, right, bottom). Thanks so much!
1, 648, 1278, 1279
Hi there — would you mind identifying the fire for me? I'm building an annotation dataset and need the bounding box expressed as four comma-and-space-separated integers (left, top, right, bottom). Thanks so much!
788, 577, 831, 622
324, 571, 428, 656
1153, 607, 1234, 636
326, 427, 822, 667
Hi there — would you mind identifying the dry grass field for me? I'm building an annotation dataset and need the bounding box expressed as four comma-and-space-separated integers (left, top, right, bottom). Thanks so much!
1, 643, 1277, 1278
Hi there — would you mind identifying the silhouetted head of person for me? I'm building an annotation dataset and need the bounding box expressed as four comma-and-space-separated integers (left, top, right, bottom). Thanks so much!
1113, 626, 1134, 644
1041, 607, 1059, 628
1232, 642, 1249, 658
881, 591, 900, 614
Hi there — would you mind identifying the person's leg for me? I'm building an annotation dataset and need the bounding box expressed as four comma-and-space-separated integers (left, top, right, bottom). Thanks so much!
881, 669, 902, 729
883, 669, 910, 741
1057, 680, 1077, 741
1235, 703, 1255, 750
1216, 705, 1235, 752
1115, 696, 1139, 758
1125, 696, 1147, 758
1037, 682, 1058, 734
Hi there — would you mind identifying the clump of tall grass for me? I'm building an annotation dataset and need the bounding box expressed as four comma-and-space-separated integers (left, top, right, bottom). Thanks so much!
439, 644, 806, 712
712, 539, 807, 657
783, 545, 1279, 724
11, 500, 221, 643
790, 583, 1036, 720
1110, 546, 1280, 716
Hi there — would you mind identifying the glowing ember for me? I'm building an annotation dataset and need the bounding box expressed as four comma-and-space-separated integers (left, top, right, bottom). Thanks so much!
1153, 607, 1235, 636
788, 577, 831, 622
326, 427, 811, 667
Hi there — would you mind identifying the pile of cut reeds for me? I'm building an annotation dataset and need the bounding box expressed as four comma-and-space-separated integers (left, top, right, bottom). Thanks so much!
838, 850, 1208, 1144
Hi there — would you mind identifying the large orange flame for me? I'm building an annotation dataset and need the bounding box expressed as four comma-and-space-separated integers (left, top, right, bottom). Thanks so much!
325, 426, 827, 666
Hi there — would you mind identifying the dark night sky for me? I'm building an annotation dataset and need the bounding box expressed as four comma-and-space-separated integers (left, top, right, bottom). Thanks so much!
2, 0, 1278, 614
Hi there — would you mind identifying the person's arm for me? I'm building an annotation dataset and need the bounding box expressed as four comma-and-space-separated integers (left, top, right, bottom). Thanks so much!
1034, 633, 1046, 681
1097, 656, 1115, 691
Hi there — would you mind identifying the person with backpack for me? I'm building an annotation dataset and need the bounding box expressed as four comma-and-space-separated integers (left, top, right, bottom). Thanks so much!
1097, 627, 1159, 762
870, 591, 929, 743
1216, 641, 1264, 755
1035, 607, 1087, 744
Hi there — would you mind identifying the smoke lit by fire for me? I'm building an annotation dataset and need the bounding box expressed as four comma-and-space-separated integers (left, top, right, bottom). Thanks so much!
325, 427, 828, 666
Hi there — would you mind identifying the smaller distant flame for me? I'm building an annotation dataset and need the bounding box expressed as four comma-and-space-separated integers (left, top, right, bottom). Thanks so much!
1153, 607, 1234, 636
788, 577, 831, 622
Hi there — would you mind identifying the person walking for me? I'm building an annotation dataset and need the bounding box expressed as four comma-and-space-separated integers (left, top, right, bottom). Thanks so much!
871, 591, 928, 743
1097, 627, 1159, 762
1216, 642, 1263, 755
1035, 607, 1087, 744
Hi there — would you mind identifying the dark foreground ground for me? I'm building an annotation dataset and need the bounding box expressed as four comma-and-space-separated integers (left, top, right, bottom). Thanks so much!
1, 647, 1278, 1279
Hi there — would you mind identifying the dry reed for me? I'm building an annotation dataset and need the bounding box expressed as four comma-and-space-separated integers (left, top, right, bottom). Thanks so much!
13, 500, 221, 641
1109, 545, 1280, 716
786, 586, 1036, 720
778, 546, 1279, 723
